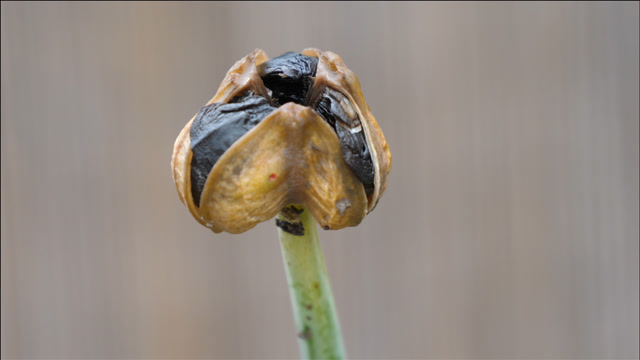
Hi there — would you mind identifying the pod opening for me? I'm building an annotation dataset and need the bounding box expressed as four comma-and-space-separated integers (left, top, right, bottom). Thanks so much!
189, 52, 375, 207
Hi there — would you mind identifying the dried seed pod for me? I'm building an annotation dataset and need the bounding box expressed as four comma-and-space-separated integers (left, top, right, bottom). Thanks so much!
171, 48, 391, 233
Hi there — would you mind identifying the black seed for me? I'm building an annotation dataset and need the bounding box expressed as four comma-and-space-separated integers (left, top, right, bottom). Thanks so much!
189, 51, 376, 208
190, 93, 275, 207
314, 89, 375, 196
258, 52, 318, 106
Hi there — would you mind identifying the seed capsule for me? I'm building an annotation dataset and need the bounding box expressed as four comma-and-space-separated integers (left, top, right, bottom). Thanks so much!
171, 49, 391, 233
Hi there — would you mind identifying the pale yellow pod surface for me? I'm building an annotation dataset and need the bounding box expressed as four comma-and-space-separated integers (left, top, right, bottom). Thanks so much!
199, 103, 367, 233
208, 49, 270, 105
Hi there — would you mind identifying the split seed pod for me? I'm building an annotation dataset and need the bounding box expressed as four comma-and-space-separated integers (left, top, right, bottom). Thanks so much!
171, 49, 391, 233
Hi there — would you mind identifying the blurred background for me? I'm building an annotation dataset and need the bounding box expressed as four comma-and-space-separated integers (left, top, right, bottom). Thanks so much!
1, 2, 638, 359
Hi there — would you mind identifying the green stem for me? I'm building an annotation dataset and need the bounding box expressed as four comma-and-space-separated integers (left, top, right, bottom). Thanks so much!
277, 205, 346, 360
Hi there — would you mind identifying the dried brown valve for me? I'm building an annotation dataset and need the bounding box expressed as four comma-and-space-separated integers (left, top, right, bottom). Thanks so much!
171, 48, 391, 233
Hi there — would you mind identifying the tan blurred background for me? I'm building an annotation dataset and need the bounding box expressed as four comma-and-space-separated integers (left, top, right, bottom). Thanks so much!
1, 2, 638, 359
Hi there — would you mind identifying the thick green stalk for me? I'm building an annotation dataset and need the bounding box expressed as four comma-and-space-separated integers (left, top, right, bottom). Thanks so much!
277, 205, 346, 360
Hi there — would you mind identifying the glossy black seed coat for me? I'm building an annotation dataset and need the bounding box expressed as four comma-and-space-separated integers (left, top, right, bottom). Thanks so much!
315, 90, 375, 196
189, 51, 376, 204
258, 52, 318, 106
190, 94, 275, 207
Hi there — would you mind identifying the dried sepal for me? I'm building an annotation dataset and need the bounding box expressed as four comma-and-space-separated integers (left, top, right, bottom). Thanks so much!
308, 51, 392, 212
199, 103, 367, 233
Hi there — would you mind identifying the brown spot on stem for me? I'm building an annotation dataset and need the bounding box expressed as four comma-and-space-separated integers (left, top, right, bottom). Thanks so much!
277, 206, 305, 235
275, 219, 304, 236
298, 326, 312, 340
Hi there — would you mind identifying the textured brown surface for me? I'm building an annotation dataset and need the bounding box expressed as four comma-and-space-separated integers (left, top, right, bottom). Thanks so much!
311, 50, 392, 211
1, 2, 638, 359
172, 49, 379, 233
197, 103, 368, 233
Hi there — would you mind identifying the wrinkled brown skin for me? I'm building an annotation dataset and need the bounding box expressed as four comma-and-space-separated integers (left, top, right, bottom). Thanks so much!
171, 49, 392, 233
303, 48, 392, 212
